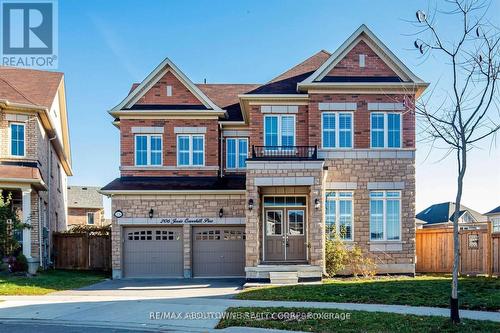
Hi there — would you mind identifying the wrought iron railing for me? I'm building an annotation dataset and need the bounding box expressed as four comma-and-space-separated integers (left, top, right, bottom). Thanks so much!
251, 146, 318, 160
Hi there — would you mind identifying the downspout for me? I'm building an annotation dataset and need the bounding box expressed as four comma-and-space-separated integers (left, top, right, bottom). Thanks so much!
219, 123, 224, 177
38, 197, 42, 267
47, 135, 57, 265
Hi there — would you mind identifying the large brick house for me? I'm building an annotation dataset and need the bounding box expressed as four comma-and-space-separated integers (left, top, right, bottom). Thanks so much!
102, 25, 428, 281
0, 67, 72, 272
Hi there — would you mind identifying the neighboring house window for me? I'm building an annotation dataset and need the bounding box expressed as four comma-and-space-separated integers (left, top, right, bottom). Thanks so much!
325, 192, 353, 241
371, 113, 401, 148
177, 134, 204, 166
226, 138, 248, 169
87, 212, 95, 225
264, 115, 295, 147
370, 191, 401, 241
10, 123, 25, 156
135, 134, 163, 166
322, 113, 353, 148
492, 217, 500, 233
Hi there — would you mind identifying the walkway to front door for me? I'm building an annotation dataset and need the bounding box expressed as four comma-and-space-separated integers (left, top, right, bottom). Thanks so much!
263, 196, 307, 262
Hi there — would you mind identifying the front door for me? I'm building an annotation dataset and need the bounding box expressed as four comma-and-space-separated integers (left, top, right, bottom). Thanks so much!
264, 208, 306, 262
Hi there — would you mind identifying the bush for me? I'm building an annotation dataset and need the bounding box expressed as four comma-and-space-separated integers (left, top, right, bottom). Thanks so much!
325, 234, 377, 278
64, 224, 111, 236
7, 254, 28, 273
0, 192, 30, 258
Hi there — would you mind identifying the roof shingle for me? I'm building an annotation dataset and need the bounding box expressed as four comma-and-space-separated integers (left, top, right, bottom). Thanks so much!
67, 186, 104, 209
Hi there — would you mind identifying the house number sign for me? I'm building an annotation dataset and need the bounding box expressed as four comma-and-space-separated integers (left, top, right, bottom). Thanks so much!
159, 218, 215, 224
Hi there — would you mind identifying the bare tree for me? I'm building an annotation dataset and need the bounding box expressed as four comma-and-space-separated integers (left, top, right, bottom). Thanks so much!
412, 0, 500, 323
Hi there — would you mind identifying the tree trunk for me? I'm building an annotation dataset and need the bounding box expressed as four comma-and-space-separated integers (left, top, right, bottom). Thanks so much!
451, 145, 467, 323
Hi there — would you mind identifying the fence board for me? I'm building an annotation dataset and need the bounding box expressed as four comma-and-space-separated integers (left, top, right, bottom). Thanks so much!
493, 234, 500, 275
53, 233, 111, 271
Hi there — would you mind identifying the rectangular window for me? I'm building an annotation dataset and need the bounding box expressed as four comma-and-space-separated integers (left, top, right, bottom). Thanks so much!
10, 123, 25, 156
166, 85, 172, 96
226, 138, 248, 169
177, 134, 204, 166
325, 191, 353, 241
264, 115, 295, 147
322, 113, 353, 148
371, 113, 401, 148
87, 212, 95, 225
370, 191, 401, 241
135, 134, 163, 166
491, 217, 500, 233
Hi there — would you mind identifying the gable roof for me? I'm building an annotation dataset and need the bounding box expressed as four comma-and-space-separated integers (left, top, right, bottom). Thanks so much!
110, 58, 223, 113
0, 66, 63, 108
299, 24, 427, 87
269, 50, 331, 83
416, 202, 487, 225
67, 186, 103, 209
485, 205, 500, 215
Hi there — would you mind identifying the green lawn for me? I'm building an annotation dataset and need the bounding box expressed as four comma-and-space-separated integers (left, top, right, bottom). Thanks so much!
217, 307, 500, 333
0, 270, 108, 295
237, 275, 500, 311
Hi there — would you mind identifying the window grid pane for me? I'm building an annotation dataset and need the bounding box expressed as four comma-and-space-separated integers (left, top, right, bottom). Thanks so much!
281, 116, 295, 147
192, 136, 204, 166
135, 135, 148, 166
339, 113, 352, 148
322, 113, 336, 148
370, 199, 384, 240
265, 116, 278, 146
339, 199, 353, 240
371, 113, 385, 148
11, 124, 25, 156
226, 139, 236, 169
388, 113, 401, 148
386, 199, 401, 240
238, 139, 248, 168
178, 136, 190, 166
150, 136, 162, 166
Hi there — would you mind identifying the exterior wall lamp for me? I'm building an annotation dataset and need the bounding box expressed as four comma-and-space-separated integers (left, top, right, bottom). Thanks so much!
148, 208, 154, 218
219, 208, 224, 218
248, 199, 254, 211
314, 198, 321, 209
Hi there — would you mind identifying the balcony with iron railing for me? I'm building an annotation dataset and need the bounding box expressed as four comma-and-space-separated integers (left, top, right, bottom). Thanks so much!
250, 145, 320, 161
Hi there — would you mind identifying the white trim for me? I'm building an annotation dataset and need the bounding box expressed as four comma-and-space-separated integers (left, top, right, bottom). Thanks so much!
261, 105, 299, 114
321, 112, 354, 149
222, 130, 249, 137
226, 137, 248, 170
134, 134, 163, 167
319, 102, 357, 111
174, 127, 207, 134
367, 102, 405, 111
300, 24, 426, 85
9, 122, 26, 157
176, 134, 205, 167
110, 57, 223, 112
131, 127, 164, 134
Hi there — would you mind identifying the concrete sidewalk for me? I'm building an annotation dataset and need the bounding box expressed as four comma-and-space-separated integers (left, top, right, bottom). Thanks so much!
0, 295, 498, 332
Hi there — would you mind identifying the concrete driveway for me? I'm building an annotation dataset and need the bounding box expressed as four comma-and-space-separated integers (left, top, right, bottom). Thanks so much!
54, 278, 245, 299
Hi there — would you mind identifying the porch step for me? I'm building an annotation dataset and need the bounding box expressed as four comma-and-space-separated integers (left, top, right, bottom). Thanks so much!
269, 271, 299, 284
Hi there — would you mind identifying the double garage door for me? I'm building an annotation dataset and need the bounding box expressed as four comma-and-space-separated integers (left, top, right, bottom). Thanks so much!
123, 226, 245, 278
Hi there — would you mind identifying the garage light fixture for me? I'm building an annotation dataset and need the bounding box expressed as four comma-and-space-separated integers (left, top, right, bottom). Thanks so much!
314, 198, 321, 209
148, 208, 154, 218
219, 208, 224, 218
248, 199, 254, 211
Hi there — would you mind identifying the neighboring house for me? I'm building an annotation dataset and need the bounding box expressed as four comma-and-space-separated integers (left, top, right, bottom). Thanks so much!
0, 67, 72, 272
67, 186, 106, 227
485, 205, 500, 233
101, 25, 428, 281
416, 202, 488, 229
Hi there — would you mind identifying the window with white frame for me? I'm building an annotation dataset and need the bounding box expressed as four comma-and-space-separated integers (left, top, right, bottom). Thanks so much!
177, 134, 204, 166
10, 123, 25, 156
87, 212, 95, 225
370, 191, 401, 241
226, 138, 248, 169
135, 134, 163, 166
322, 113, 353, 148
492, 217, 500, 233
325, 191, 353, 240
371, 113, 401, 148
264, 115, 295, 147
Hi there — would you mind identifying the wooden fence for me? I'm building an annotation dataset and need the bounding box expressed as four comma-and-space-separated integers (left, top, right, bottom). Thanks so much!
53, 233, 111, 271
416, 226, 499, 275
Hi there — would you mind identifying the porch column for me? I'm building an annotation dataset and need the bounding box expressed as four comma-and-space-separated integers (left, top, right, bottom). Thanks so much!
22, 188, 32, 258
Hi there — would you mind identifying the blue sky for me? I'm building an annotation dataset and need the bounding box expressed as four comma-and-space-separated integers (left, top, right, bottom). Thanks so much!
57, 0, 500, 217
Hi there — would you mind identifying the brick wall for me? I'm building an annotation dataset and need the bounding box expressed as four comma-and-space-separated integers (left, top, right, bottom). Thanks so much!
68, 208, 105, 226
120, 118, 220, 176
326, 40, 398, 77
308, 94, 415, 149
135, 70, 204, 106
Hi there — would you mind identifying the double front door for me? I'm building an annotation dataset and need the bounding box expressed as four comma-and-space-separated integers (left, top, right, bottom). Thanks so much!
264, 208, 306, 262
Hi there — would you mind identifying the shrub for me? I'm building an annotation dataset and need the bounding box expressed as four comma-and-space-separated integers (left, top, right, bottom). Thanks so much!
7, 254, 28, 273
64, 224, 111, 236
348, 245, 377, 278
0, 192, 30, 258
325, 234, 377, 278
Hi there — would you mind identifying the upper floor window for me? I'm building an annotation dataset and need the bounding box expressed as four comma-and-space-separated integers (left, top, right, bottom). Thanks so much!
325, 191, 353, 241
177, 134, 204, 166
264, 115, 295, 147
135, 134, 163, 166
10, 123, 25, 156
226, 138, 248, 169
370, 191, 401, 241
166, 85, 173, 96
87, 212, 95, 225
492, 217, 500, 233
371, 113, 401, 148
322, 113, 353, 149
